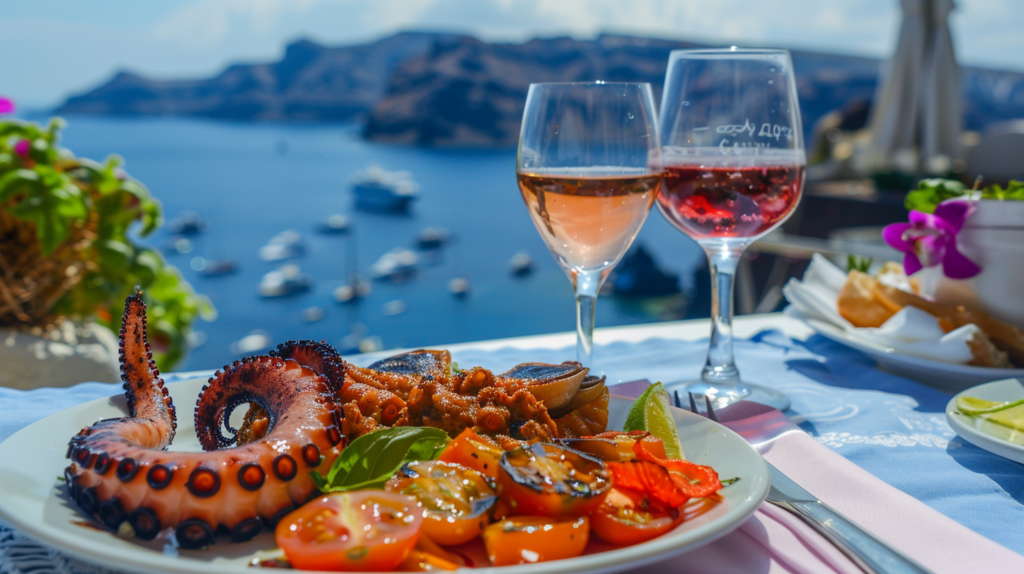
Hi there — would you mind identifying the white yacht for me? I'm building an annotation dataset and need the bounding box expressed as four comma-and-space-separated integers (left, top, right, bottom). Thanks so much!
350, 165, 419, 212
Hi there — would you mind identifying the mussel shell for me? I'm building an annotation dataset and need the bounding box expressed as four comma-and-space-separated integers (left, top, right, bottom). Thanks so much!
368, 350, 451, 377
547, 376, 607, 419
502, 362, 587, 411
499, 362, 584, 382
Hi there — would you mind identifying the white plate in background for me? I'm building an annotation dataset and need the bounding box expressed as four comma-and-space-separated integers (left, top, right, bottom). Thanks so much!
946, 378, 1024, 465
786, 306, 1024, 393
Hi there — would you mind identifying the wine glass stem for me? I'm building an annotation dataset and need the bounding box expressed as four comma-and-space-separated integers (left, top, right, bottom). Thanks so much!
575, 270, 601, 370
701, 241, 747, 386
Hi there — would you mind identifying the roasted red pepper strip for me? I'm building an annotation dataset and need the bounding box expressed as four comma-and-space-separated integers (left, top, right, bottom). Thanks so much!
632, 439, 722, 498
606, 461, 690, 508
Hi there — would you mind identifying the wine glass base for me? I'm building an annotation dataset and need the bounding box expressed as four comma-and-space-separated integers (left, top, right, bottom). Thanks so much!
666, 380, 791, 412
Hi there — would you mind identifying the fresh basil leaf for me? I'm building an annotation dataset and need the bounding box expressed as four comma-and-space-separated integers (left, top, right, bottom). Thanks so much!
315, 427, 449, 493
309, 470, 328, 491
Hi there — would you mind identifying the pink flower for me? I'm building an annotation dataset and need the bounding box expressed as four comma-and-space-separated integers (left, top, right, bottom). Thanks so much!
13, 139, 30, 158
0, 97, 13, 114
882, 199, 981, 279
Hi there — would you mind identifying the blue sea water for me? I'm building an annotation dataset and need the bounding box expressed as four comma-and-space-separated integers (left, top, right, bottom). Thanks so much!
55, 116, 705, 370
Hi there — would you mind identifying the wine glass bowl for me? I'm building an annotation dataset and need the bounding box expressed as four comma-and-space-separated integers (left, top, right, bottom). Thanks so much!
658, 49, 805, 410
518, 82, 662, 368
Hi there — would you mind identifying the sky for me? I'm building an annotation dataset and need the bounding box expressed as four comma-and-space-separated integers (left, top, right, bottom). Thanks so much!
2, 0, 1023, 108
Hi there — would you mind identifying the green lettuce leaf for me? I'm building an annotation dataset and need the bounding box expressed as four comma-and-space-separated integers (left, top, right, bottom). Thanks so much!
981, 180, 1024, 201
904, 178, 967, 214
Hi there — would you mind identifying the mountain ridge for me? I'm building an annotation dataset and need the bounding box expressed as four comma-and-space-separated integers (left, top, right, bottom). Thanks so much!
58, 31, 458, 122
56, 30, 1024, 147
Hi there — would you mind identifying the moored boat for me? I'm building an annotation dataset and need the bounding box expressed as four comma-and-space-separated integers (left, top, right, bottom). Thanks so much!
350, 165, 418, 212
259, 230, 305, 261
370, 248, 419, 282
258, 264, 312, 297
509, 251, 535, 277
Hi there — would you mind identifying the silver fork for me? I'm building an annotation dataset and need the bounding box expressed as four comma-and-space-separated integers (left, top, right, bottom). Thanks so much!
679, 391, 931, 574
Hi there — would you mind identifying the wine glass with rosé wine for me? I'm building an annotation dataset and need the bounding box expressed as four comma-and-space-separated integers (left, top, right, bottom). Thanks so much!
518, 83, 662, 370
658, 49, 805, 410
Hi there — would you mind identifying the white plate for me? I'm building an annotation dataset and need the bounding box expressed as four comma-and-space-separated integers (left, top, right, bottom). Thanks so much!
786, 307, 1024, 393
0, 378, 769, 574
946, 378, 1024, 465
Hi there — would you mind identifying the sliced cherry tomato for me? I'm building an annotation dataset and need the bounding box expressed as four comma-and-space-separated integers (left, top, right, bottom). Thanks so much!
490, 498, 512, 520
591, 488, 678, 546
564, 431, 668, 462
603, 431, 668, 459
274, 491, 422, 572
385, 460, 496, 545
438, 428, 503, 479
632, 439, 722, 498
409, 534, 470, 569
606, 460, 690, 508
482, 516, 589, 566
497, 443, 611, 518
399, 550, 460, 571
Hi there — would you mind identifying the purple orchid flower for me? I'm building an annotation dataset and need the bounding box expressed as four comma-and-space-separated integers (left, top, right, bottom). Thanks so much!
883, 199, 981, 279
13, 139, 30, 158
0, 97, 13, 115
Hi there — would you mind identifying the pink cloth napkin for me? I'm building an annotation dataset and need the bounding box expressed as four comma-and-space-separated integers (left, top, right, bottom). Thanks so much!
612, 385, 1024, 574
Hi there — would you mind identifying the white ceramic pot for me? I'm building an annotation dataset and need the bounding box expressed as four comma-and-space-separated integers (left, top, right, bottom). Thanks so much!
0, 322, 119, 390
934, 199, 1024, 328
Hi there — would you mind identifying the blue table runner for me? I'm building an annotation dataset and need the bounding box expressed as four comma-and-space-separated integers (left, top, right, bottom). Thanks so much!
2, 329, 1022, 571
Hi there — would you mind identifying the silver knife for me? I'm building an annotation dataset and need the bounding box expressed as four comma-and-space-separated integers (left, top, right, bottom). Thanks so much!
767, 461, 932, 574
702, 398, 934, 574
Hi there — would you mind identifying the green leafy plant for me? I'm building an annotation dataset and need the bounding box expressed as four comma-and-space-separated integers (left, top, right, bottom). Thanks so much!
904, 178, 968, 214
0, 117, 213, 369
980, 180, 1024, 202
311, 427, 450, 492
846, 255, 873, 273
904, 177, 1024, 214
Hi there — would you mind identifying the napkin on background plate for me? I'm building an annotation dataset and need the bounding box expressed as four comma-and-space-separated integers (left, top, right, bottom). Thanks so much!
612, 382, 1024, 574
782, 254, 977, 364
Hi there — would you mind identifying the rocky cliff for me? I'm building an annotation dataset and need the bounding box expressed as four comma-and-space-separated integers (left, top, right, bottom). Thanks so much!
57, 31, 1024, 147
362, 34, 705, 146
58, 32, 454, 122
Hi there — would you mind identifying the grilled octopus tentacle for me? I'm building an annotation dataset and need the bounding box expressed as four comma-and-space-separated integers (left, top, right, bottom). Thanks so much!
234, 340, 348, 446
64, 294, 342, 549
270, 340, 347, 395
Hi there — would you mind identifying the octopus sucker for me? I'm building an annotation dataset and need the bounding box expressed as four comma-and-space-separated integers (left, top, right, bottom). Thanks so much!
269, 340, 347, 394
234, 340, 348, 446
64, 293, 344, 549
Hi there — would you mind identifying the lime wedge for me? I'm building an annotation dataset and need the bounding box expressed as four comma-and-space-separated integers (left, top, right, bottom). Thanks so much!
984, 403, 1024, 432
956, 396, 1024, 416
623, 384, 658, 432
623, 382, 685, 460
975, 417, 1024, 447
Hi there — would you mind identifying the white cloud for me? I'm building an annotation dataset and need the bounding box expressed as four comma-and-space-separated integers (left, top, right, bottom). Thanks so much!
408, 0, 899, 56
151, 0, 321, 48
951, 0, 1024, 70
1, 0, 1022, 108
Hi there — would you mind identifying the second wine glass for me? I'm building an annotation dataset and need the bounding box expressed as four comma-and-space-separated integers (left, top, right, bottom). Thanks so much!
517, 82, 662, 369
658, 49, 806, 410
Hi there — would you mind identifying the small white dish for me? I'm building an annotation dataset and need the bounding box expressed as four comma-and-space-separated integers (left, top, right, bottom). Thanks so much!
786, 307, 1024, 393
946, 378, 1024, 465
0, 377, 769, 574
